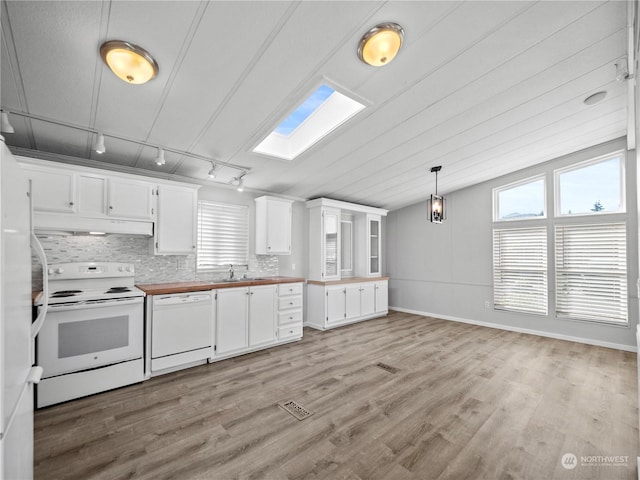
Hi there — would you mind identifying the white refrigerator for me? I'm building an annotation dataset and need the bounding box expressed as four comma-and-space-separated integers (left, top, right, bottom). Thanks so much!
0, 137, 42, 479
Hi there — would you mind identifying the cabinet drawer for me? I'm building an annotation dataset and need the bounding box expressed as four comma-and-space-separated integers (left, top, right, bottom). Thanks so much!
278, 283, 303, 297
278, 324, 303, 341
278, 310, 302, 326
278, 295, 302, 310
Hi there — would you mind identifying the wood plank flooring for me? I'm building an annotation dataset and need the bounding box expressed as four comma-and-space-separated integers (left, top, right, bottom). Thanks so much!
34, 311, 639, 480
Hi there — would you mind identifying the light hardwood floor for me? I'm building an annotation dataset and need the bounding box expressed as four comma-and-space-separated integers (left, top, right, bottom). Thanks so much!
34, 311, 638, 480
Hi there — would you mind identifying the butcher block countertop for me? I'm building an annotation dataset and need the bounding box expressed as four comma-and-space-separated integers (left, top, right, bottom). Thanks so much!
136, 276, 306, 296
306, 276, 389, 286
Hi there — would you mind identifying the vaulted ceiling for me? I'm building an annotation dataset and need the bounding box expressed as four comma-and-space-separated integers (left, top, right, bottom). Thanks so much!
1, 1, 632, 211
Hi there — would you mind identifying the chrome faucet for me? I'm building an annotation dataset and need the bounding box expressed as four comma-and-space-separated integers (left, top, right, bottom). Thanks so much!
228, 264, 234, 281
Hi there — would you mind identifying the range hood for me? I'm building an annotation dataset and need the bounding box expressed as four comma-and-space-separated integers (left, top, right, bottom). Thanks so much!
33, 213, 153, 236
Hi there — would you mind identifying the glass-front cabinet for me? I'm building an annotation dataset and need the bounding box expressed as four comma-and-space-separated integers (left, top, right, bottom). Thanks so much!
322, 207, 341, 280
368, 215, 381, 276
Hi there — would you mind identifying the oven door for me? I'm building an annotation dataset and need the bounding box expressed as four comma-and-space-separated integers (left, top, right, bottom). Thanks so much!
37, 297, 143, 378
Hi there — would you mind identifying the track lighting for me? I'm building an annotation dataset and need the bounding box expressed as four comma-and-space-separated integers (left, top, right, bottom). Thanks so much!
155, 147, 165, 166
1, 112, 14, 134
615, 57, 631, 82
93, 133, 106, 154
236, 176, 245, 192
208, 162, 217, 179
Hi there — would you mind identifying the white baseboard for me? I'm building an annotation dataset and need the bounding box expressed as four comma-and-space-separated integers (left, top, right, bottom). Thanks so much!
390, 306, 637, 353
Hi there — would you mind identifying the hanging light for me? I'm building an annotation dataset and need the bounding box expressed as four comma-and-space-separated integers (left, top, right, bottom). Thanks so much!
208, 162, 217, 179
155, 147, 165, 166
428, 166, 445, 223
93, 133, 106, 154
357, 23, 404, 67
100, 40, 159, 85
0, 111, 14, 134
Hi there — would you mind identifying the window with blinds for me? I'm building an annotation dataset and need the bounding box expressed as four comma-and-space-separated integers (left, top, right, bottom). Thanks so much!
493, 227, 548, 315
555, 223, 627, 325
197, 201, 249, 271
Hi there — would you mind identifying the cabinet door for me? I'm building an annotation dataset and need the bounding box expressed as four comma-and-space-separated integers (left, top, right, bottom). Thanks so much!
322, 208, 341, 280
155, 185, 197, 254
368, 216, 381, 276
29, 168, 76, 213
107, 179, 154, 220
77, 174, 107, 216
216, 288, 249, 355
249, 285, 276, 347
266, 200, 291, 254
360, 283, 376, 316
374, 281, 388, 313
345, 285, 361, 320
326, 287, 346, 324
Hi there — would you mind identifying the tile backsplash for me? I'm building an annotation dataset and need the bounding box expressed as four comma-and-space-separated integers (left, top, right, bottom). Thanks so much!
32, 234, 278, 290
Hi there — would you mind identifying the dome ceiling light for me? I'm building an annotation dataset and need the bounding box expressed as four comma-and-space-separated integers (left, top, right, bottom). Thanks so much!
100, 40, 159, 85
357, 22, 404, 67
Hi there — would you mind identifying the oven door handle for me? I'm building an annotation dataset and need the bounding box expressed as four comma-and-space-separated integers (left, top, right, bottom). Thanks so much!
46, 297, 144, 312
31, 231, 48, 339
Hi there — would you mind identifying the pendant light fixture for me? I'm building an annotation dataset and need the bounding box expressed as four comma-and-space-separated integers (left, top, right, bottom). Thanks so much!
155, 147, 165, 166
428, 166, 445, 223
357, 22, 404, 67
93, 133, 106, 154
1, 111, 14, 134
100, 40, 159, 85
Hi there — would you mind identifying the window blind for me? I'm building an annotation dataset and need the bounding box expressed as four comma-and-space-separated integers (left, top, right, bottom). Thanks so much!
197, 201, 249, 270
493, 227, 547, 315
555, 223, 627, 325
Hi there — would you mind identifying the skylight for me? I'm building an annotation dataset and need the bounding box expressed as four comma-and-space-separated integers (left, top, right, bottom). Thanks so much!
253, 84, 365, 160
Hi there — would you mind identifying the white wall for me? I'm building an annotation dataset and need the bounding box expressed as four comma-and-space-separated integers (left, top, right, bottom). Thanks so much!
386, 137, 639, 350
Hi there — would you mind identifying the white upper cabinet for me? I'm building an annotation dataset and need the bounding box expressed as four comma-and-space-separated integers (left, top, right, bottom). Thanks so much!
307, 198, 387, 281
107, 178, 154, 220
27, 167, 76, 213
77, 174, 107, 216
255, 196, 293, 255
154, 185, 198, 255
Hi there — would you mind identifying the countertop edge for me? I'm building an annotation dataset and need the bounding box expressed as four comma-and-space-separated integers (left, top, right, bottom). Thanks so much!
136, 277, 306, 295
307, 276, 390, 286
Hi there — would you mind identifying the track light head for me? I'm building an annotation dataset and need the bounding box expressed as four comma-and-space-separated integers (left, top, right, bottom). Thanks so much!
208, 162, 217, 179
155, 147, 165, 166
236, 176, 245, 192
1, 112, 14, 134
93, 133, 106, 154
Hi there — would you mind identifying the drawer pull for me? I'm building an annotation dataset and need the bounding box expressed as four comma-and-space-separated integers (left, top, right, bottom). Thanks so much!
289, 302, 293, 305
289, 316, 293, 320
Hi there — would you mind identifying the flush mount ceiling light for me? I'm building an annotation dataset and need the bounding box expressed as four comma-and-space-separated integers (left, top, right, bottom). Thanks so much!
100, 40, 159, 85
427, 166, 445, 224
357, 22, 404, 66
0, 111, 14, 134
93, 133, 106, 154
584, 91, 607, 106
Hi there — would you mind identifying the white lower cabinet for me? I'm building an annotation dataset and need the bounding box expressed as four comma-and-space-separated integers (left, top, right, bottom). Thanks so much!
306, 279, 388, 330
212, 282, 303, 361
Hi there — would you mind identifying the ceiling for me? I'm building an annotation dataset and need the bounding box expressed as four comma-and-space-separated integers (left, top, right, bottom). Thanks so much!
0, 1, 633, 211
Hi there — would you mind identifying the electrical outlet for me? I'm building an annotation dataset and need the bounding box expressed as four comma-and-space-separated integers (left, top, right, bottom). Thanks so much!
484, 300, 491, 309
177, 258, 187, 270
292, 263, 296, 271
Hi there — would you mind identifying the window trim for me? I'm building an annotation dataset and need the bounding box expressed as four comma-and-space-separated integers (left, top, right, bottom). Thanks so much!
554, 150, 626, 218
492, 174, 547, 223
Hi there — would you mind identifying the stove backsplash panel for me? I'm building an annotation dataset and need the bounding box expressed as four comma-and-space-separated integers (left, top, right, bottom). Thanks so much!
32, 235, 279, 290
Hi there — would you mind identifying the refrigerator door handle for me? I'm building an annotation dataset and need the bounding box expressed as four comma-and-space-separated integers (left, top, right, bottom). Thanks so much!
0, 366, 42, 440
30, 232, 48, 339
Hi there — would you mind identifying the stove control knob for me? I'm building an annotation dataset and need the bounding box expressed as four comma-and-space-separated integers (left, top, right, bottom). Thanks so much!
54, 268, 63, 274
126, 266, 132, 272
118, 266, 124, 272
47, 268, 54, 275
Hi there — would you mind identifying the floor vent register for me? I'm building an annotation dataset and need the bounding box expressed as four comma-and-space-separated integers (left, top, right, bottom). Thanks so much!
278, 400, 313, 421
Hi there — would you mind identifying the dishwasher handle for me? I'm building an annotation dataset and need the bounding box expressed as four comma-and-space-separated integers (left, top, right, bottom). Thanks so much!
154, 293, 212, 306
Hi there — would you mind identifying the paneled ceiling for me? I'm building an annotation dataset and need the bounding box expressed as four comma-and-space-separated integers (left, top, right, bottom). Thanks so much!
0, 1, 633, 211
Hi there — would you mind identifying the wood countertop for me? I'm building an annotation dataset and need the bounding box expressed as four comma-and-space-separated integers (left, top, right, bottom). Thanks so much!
306, 276, 389, 286
136, 276, 306, 295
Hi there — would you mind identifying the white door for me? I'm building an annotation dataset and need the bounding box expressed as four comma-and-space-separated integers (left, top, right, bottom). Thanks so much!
360, 283, 376, 317
216, 288, 249, 355
345, 285, 361, 320
326, 287, 346, 324
155, 185, 197, 254
249, 286, 276, 347
266, 200, 291, 254
28, 168, 76, 213
107, 178, 154, 220
375, 281, 388, 313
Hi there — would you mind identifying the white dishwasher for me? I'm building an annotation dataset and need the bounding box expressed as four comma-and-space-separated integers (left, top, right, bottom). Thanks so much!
151, 292, 214, 373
